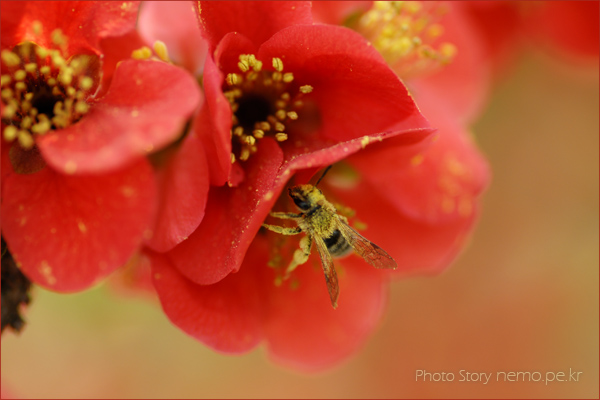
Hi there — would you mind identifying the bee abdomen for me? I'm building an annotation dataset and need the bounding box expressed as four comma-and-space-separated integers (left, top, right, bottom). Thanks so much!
324, 229, 352, 258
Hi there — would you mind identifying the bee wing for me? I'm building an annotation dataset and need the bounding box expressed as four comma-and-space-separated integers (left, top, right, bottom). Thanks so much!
312, 233, 340, 308
337, 218, 397, 270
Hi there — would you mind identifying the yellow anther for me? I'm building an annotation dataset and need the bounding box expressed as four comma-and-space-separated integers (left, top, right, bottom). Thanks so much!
233, 126, 244, 136
35, 47, 49, 58
153, 40, 171, 62
239, 148, 250, 161
53, 101, 64, 115
64, 98, 74, 112
257, 121, 270, 131
299, 85, 313, 94
15, 82, 26, 91
51, 29, 67, 46
282, 72, 294, 83
280, 92, 290, 101
427, 24, 444, 38
39, 65, 51, 75
287, 111, 298, 120
244, 135, 256, 146
21, 101, 32, 113
440, 43, 457, 59
230, 153, 236, 164
14, 70, 27, 81
1, 75, 11, 86
1, 50, 21, 67
272, 57, 284, 72
32, 20, 43, 36
66, 86, 76, 97
237, 59, 250, 72
74, 101, 89, 114
131, 46, 152, 60
47, 77, 56, 86
20, 116, 32, 129
252, 60, 263, 72
407, 1, 421, 14
52, 86, 62, 96
1, 88, 13, 100
275, 132, 288, 142
253, 129, 265, 139
24, 63, 38, 73
275, 109, 287, 120
31, 120, 51, 134
272, 71, 282, 82
17, 130, 35, 149
79, 76, 94, 90
24, 92, 34, 101
3, 126, 18, 141
51, 53, 66, 68
274, 122, 285, 132
226, 73, 241, 86
2, 104, 16, 119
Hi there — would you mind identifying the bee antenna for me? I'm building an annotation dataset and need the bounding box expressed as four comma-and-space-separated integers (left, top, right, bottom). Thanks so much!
315, 165, 332, 187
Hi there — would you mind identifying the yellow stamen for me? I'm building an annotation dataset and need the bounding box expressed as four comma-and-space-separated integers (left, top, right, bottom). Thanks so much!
153, 41, 170, 62
131, 46, 152, 60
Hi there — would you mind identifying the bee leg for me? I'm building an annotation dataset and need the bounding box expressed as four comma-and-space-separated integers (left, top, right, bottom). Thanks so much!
285, 235, 312, 277
270, 212, 302, 220
262, 224, 302, 235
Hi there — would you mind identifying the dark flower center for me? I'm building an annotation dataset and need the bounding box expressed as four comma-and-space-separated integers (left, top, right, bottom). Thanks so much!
223, 54, 313, 163
1, 24, 98, 149
235, 94, 272, 130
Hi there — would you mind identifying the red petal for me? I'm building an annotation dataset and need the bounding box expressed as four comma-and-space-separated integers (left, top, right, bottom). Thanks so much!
2, 160, 157, 291
150, 248, 263, 353
1, 1, 140, 55
197, 1, 312, 51
145, 133, 210, 252
408, 2, 491, 124
99, 30, 147, 96
348, 97, 490, 224
168, 138, 283, 285
262, 250, 389, 371
457, 2, 524, 79
197, 33, 256, 186
37, 59, 201, 174
138, 1, 208, 75
534, 1, 600, 60
257, 25, 429, 150
325, 176, 479, 276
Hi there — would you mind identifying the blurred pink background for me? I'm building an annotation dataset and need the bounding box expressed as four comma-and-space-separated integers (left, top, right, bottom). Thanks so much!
2, 45, 598, 399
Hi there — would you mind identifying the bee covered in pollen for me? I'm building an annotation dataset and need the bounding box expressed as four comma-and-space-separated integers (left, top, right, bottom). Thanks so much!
262, 166, 397, 308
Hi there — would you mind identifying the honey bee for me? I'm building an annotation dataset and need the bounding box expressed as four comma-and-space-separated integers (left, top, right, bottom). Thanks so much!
262, 166, 397, 308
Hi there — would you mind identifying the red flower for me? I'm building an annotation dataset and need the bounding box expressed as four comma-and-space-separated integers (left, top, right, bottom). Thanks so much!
459, 1, 599, 78
157, 1, 431, 286
1, 1, 201, 291
138, 1, 490, 370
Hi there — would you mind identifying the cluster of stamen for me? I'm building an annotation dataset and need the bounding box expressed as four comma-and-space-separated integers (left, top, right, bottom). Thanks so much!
357, 1, 457, 78
1, 23, 97, 149
224, 54, 313, 163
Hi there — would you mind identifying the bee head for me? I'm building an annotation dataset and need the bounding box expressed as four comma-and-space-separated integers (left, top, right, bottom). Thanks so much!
288, 185, 321, 211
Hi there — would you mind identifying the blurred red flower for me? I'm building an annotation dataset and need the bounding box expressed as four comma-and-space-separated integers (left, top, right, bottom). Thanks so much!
459, 1, 599, 77
138, 0, 492, 370
1, 1, 201, 291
